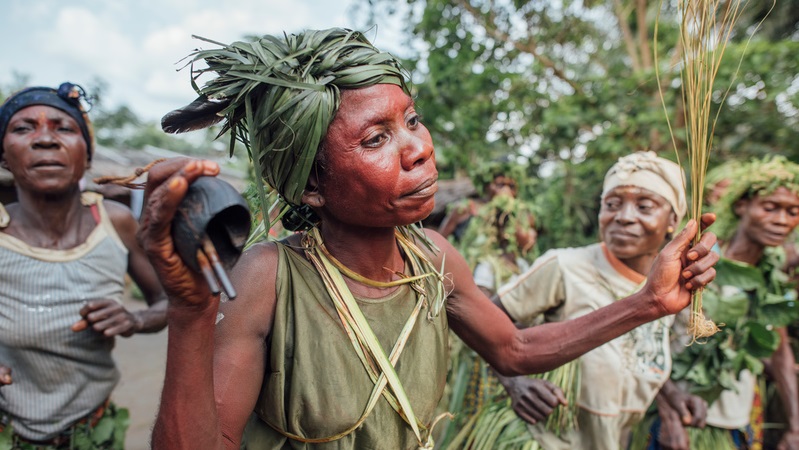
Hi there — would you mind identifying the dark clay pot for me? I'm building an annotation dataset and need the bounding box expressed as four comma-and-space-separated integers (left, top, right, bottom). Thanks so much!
171, 176, 251, 273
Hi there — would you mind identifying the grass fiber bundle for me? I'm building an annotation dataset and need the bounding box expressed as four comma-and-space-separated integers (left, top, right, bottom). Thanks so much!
656, 0, 773, 341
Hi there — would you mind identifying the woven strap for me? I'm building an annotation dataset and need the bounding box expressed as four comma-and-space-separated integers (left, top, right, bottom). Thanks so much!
264, 228, 443, 447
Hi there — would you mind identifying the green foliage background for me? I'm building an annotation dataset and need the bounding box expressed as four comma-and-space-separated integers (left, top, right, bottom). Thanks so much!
2, 1, 797, 253
359, 0, 799, 252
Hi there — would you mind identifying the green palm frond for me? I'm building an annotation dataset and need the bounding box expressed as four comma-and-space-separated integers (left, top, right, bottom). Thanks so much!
177, 28, 410, 232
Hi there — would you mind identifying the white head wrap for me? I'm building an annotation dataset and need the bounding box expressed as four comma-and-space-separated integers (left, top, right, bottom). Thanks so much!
602, 151, 687, 223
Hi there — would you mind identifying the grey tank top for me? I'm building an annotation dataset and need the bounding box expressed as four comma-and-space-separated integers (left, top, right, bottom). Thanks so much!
0, 193, 127, 441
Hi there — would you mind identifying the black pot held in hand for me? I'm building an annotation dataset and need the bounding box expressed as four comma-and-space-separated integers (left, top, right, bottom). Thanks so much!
171, 176, 251, 298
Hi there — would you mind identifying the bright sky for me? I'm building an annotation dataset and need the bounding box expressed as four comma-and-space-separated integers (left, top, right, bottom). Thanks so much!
0, 0, 408, 122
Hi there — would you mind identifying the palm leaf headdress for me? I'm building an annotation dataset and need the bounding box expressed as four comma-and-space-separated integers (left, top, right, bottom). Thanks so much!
162, 28, 409, 230
711, 155, 799, 241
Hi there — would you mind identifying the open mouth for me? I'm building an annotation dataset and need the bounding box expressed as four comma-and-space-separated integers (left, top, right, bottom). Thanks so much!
608, 229, 639, 238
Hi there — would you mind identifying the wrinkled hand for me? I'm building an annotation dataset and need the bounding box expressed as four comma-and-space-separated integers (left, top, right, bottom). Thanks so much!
503, 377, 567, 425
0, 365, 11, 386
656, 397, 690, 450
71, 299, 141, 337
136, 158, 220, 308
644, 213, 718, 316
662, 388, 707, 429
778, 430, 799, 450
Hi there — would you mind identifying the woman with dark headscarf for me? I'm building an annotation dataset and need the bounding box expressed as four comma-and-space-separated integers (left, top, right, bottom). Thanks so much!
138, 28, 718, 449
0, 83, 167, 448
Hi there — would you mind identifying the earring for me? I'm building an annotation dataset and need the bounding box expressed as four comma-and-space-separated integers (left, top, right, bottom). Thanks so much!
667, 226, 675, 233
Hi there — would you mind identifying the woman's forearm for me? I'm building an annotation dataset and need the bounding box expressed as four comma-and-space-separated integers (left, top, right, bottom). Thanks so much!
771, 327, 799, 432
134, 299, 168, 333
152, 301, 225, 450
499, 290, 659, 375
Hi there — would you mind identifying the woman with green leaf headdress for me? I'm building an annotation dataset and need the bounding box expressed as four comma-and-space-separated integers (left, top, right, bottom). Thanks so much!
137, 28, 719, 450
648, 155, 799, 450
437, 158, 533, 245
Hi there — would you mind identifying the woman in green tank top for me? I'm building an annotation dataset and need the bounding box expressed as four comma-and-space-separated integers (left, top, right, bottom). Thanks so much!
136, 28, 720, 450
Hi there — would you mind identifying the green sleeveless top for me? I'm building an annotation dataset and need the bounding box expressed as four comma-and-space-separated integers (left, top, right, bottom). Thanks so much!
242, 242, 450, 450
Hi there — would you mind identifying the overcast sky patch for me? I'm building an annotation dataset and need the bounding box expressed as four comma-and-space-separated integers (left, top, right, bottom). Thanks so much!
1, 0, 406, 121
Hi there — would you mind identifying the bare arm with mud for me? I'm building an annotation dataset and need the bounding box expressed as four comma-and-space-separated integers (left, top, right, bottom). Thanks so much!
139, 159, 278, 450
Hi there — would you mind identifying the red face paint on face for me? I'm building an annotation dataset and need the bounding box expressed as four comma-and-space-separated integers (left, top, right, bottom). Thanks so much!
314, 84, 438, 228
736, 186, 799, 248
598, 185, 676, 261
2, 105, 88, 195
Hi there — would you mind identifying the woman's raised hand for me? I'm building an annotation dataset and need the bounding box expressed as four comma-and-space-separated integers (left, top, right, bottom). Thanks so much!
137, 158, 220, 308
644, 213, 718, 316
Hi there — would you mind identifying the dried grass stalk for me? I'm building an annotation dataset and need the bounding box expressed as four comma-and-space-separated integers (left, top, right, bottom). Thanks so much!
656, 0, 771, 341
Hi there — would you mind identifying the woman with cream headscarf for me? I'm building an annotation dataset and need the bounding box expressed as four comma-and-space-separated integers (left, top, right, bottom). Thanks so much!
494, 151, 706, 450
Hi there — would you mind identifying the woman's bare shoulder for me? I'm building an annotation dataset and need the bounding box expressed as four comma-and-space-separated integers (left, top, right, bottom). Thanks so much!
101, 198, 135, 221
234, 240, 281, 282
217, 240, 282, 338
419, 227, 457, 263
96, 199, 140, 245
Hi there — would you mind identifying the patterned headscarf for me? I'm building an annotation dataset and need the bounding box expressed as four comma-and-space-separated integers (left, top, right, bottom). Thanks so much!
602, 151, 688, 223
0, 82, 94, 161
162, 28, 409, 229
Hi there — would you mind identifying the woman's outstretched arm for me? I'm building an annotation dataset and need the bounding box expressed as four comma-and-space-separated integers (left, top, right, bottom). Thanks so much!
439, 216, 718, 375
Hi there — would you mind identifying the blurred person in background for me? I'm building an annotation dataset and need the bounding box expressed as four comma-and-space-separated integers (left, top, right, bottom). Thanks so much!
651, 155, 799, 450
0, 82, 167, 448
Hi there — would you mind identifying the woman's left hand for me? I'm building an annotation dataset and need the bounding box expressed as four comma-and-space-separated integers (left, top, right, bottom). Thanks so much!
665, 390, 707, 428
500, 376, 567, 424
656, 399, 690, 450
71, 299, 142, 337
644, 213, 719, 316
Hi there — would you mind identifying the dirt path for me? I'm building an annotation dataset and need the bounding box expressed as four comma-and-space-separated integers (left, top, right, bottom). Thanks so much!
111, 294, 168, 450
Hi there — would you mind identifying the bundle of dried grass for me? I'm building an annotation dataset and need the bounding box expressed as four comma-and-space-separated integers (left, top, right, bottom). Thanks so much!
655, 0, 774, 341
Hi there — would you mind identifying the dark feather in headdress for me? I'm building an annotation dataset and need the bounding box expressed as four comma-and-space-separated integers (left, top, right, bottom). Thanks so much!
161, 96, 231, 134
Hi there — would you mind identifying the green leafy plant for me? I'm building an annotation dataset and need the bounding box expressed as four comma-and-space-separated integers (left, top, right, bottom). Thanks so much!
671, 251, 799, 404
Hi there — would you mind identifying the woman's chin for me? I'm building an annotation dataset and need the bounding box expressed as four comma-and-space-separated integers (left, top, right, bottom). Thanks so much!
605, 244, 643, 261
410, 201, 435, 224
